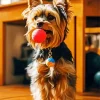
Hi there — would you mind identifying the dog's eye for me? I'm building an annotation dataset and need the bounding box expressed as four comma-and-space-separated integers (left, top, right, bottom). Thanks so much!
47, 14, 55, 21
34, 16, 38, 20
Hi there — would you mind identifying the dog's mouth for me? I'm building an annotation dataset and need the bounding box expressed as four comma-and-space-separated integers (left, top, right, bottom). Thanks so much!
41, 29, 53, 45
44, 30, 53, 40
45, 30, 52, 34
33, 29, 53, 48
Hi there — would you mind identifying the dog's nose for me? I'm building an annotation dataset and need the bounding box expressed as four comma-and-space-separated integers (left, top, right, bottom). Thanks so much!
37, 22, 44, 28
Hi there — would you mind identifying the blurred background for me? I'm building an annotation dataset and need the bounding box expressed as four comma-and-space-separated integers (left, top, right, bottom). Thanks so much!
0, 0, 100, 99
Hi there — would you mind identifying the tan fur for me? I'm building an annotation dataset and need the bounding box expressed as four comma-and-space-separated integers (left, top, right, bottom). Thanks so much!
22, 0, 72, 49
36, 58, 76, 100
23, 0, 76, 100
23, 4, 67, 49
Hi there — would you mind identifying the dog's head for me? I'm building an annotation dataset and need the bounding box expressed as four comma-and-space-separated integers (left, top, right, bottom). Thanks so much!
23, 0, 71, 49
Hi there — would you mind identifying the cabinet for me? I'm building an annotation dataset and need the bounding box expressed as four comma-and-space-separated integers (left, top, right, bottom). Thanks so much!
84, 0, 100, 94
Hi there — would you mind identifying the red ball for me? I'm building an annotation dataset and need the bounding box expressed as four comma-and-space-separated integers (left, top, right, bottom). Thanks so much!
32, 29, 47, 43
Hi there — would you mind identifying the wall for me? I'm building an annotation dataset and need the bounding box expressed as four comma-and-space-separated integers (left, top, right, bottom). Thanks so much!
71, 1, 84, 92
65, 0, 84, 58
5, 24, 27, 85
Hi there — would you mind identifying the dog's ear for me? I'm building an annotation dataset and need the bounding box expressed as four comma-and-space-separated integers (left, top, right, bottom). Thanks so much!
22, 0, 43, 19
53, 0, 71, 20
53, 0, 67, 6
53, 0, 69, 9
53, 0, 71, 40
28, 0, 43, 8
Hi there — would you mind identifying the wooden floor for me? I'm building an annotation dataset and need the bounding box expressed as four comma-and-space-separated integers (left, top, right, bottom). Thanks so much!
0, 85, 100, 100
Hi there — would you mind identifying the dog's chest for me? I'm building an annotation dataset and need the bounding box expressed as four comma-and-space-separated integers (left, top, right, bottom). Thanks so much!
30, 82, 42, 100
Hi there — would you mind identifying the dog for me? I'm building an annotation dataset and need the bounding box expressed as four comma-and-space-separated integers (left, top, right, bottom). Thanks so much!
22, 0, 76, 99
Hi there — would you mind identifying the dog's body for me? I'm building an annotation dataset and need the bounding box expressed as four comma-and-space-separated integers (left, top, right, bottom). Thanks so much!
23, 0, 76, 99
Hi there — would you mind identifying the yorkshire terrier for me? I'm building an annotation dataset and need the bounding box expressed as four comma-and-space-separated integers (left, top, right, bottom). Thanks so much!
22, 0, 76, 100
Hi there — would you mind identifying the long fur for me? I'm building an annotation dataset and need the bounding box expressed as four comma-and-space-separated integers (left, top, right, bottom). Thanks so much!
27, 58, 76, 100
22, 0, 76, 100
23, 4, 67, 49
